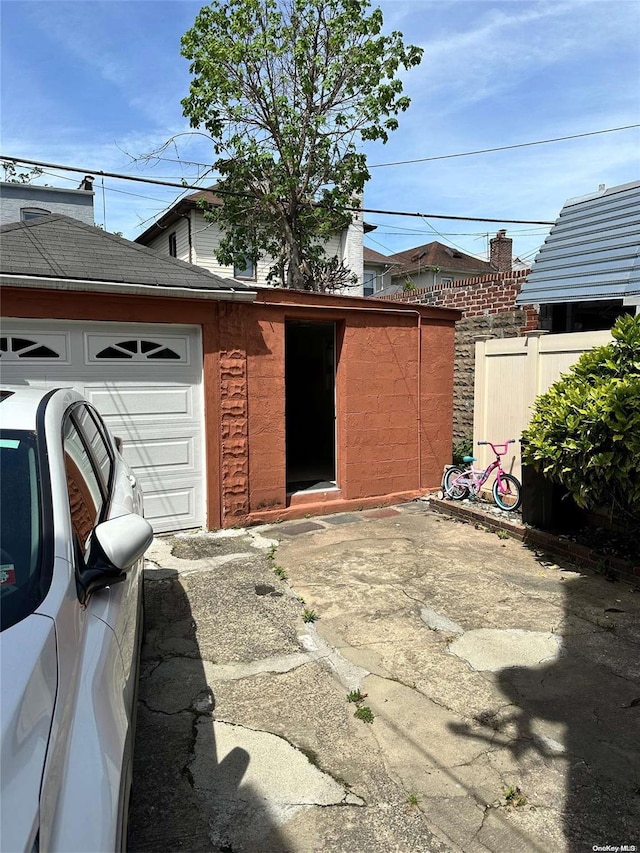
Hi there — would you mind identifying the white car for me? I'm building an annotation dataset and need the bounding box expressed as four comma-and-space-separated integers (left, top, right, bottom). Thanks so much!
0, 387, 153, 852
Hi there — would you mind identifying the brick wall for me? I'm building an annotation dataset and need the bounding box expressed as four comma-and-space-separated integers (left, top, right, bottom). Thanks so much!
381, 270, 538, 444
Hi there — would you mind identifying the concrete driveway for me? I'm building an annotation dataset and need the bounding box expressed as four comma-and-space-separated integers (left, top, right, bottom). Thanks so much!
127, 501, 640, 853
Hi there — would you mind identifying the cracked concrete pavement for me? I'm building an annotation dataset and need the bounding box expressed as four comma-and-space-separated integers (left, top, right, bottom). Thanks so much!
127, 501, 640, 853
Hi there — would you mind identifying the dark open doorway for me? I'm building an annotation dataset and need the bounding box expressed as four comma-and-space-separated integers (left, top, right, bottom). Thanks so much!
285, 320, 336, 493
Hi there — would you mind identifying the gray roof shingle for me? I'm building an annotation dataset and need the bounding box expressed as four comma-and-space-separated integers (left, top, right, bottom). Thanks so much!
0, 214, 252, 292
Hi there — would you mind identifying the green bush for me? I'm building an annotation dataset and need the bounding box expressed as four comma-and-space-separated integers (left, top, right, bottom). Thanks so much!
452, 437, 474, 465
522, 314, 640, 520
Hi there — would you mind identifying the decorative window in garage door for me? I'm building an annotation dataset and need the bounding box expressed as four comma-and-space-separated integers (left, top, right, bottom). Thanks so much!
89, 337, 188, 362
0, 336, 62, 360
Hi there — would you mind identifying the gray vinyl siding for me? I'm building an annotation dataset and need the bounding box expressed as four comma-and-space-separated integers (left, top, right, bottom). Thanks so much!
517, 180, 640, 305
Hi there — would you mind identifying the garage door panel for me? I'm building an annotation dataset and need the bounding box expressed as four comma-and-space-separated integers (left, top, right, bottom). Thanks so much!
85, 332, 191, 365
141, 485, 197, 532
123, 436, 197, 475
84, 386, 195, 421
0, 331, 71, 364
1, 319, 205, 532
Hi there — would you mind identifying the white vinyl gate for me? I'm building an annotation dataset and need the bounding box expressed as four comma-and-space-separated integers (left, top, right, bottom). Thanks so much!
0, 319, 205, 532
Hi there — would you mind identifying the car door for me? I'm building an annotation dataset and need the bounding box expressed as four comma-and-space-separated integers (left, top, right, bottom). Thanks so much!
41, 403, 130, 853
69, 403, 143, 706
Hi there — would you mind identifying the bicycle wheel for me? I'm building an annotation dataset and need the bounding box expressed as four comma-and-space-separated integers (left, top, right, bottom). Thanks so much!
493, 473, 522, 511
443, 466, 470, 500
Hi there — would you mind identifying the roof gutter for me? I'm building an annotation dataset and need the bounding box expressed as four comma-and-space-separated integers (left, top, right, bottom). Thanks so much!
0, 274, 257, 302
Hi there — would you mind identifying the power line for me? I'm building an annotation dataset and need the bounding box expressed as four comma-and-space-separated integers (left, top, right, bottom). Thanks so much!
1, 154, 555, 225
368, 124, 640, 168
360, 206, 553, 225
98, 124, 640, 171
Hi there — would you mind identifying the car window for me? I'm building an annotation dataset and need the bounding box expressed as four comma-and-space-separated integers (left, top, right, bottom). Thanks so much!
63, 418, 103, 552
0, 432, 44, 630
72, 405, 113, 493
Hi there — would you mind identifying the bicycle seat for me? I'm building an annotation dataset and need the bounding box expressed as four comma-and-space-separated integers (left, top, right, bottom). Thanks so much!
462, 455, 477, 463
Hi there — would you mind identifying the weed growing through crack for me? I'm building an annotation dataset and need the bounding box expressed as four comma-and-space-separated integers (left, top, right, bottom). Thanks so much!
347, 689, 364, 703
266, 544, 277, 561
497, 529, 509, 540
503, 785, 527, 808
302, 608, 319, 623
273, 565, 288, 580
354, 706, 374, 723
407, 793, 419, 806
299, 746, 319, 767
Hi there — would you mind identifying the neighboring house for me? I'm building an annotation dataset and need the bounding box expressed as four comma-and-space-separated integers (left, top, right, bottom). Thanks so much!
1, 212, 459, 533
363, 247, 394, 295
365, 230, 515, 297
516, 180, 640, 332
135, 187, 372, 295
0, 176, 95, 226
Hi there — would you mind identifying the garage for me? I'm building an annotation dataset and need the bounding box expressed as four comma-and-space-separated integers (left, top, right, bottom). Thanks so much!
1, 318, 205, 533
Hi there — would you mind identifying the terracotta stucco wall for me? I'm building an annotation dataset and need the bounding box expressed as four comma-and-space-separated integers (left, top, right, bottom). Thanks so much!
2, 285, 458, 530
230, 291, 459, 525
381, 270, 539, 444
338, 313, 419, 499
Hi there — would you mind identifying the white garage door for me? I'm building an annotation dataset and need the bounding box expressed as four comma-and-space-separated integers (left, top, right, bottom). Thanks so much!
0, 319, 205, 533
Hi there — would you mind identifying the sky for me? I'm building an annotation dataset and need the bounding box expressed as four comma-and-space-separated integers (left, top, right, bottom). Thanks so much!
1, 0, 639, 266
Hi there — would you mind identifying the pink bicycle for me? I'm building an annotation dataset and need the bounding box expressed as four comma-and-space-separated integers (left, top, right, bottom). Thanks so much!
442, 440, 522, 511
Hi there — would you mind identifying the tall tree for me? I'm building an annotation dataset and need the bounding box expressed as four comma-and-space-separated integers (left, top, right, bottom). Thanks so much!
181, 0, 422, 289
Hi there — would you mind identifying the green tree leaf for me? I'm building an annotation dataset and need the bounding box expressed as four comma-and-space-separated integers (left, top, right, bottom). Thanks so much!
180, 0, 422, 289
522, 315, 640, 521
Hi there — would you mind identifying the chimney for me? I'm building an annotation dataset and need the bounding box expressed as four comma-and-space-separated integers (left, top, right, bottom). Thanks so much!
78, 175, 94, 192
490, 229, 512, 272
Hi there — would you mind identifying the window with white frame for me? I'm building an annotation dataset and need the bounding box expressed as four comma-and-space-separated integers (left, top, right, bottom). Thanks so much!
233, 257, 256, 280
363, 270, 376, 296
168, 232, 177, 257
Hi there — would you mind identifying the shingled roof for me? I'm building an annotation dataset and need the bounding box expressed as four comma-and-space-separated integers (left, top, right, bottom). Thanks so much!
363, 246, 393, 265
0, 214, 252, 292
387, 241, 493, 276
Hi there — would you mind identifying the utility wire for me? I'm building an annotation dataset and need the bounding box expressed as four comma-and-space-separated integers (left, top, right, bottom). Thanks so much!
368, 124, 640, 168
98, 124, 640, 171
1, 154, 555, 225
360, 206, 553, 225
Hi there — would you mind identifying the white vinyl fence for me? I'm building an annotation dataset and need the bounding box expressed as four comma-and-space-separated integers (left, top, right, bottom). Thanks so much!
473, 330, 612, 480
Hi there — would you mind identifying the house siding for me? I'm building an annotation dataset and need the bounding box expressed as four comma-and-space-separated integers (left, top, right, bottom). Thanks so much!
142, 207, 364, 291
517, 180, 640, 305
146, 217, 191, 262
0, 182, 94, 226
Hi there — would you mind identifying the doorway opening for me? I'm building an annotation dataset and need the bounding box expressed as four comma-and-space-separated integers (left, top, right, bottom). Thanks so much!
285, 320, 336, 493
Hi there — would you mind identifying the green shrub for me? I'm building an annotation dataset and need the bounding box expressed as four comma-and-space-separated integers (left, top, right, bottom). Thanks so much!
522, 314, 640, 520
452, 437, 473, 465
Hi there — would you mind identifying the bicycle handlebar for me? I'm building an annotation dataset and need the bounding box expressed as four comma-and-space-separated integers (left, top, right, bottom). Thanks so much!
477, 439, 516, 455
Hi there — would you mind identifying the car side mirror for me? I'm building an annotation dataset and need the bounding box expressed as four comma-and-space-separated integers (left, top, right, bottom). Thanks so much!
77, 514, 154, 605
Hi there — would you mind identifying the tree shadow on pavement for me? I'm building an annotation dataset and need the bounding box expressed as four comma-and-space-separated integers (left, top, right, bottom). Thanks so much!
449, 574, 640, 852
127, 567, 291, 853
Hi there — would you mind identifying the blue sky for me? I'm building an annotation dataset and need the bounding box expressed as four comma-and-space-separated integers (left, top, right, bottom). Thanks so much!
2, 0, 639, 265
